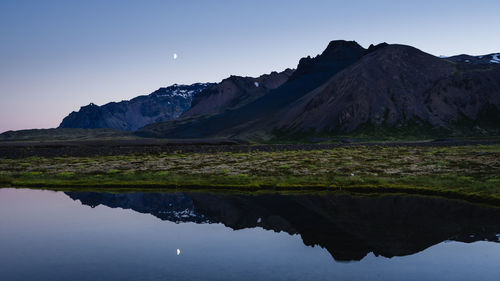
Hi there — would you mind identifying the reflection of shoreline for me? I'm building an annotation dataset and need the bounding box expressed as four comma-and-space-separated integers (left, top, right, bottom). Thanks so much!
66, 192, 500, 262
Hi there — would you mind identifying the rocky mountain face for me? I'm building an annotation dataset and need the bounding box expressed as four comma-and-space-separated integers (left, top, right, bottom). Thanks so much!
65, 191, 500, 262
182, 69, 294, 118
59, 83, 211, 131
137, 41, 500, 140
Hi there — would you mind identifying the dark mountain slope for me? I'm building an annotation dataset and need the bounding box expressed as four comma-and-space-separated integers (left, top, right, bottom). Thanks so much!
59, 83, 211, 131
182, 69, 294, 118
137, 40, 367, 138
274, 45, 500, 135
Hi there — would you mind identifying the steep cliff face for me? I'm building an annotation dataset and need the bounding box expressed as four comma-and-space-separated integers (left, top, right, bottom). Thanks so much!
59, 83, 211, 131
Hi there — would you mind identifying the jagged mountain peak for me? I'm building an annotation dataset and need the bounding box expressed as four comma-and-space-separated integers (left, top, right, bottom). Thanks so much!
365, 42, 389, 54
289, 40, 366, 81
321, 40, 365, 57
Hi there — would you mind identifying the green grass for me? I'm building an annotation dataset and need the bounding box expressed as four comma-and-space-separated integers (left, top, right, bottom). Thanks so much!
1, 144, 500, 205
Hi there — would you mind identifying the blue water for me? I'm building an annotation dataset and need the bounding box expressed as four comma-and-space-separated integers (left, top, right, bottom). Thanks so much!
0, 188, 499, 281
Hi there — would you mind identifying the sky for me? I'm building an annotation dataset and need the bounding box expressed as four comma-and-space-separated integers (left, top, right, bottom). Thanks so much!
1, 0, 499, 133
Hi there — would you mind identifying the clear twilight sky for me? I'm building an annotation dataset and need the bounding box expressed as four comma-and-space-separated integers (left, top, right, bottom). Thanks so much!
1, 0, 499, 133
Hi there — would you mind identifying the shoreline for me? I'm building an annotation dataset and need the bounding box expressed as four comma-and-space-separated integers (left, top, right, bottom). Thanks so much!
3, 184, 500, 208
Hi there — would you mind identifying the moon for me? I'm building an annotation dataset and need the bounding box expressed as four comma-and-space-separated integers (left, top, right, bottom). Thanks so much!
173, 53, 178, 60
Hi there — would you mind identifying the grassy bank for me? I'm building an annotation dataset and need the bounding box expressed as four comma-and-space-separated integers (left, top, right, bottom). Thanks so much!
1, 144, 499, 204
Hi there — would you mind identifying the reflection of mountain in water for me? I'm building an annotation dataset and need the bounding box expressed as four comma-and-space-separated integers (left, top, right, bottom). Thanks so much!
68, 192, 208, 223
66, 192, 500, 261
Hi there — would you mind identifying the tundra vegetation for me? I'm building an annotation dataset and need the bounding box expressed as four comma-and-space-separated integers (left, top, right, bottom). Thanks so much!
0, 145, 499, 205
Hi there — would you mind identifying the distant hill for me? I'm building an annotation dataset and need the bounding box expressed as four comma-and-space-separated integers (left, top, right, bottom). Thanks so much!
446, 53, 500, 65
0, 128, 134, 142
59, 83, 212, 131
137, 41, 500, 140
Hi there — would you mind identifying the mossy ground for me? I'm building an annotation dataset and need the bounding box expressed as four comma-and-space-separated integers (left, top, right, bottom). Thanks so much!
1, 144, 499, 204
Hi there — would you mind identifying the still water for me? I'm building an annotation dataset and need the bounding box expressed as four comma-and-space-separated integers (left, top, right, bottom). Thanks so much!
0, 188, 499, 281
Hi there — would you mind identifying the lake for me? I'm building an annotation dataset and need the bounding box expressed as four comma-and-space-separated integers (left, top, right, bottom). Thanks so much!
1, 188, 499, 281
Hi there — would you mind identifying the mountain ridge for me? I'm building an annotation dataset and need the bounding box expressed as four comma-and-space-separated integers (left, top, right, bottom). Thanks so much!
137, 41, 500, 140
57, 39, 500, 141
59, 83, 212, 131
137, 40, 370, 139
181, 69, 294, 118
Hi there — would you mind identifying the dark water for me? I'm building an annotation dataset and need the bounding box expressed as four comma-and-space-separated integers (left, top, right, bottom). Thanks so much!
1, 188, 499, 281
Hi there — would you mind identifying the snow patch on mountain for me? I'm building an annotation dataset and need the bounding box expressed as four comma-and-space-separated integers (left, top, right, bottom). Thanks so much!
154, 83, 209, 98
446, 53, 500, 65
490, 54, 500, 64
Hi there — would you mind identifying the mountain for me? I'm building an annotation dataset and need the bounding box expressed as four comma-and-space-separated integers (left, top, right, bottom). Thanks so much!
181, 69, 294, 118
59, 83, 211, 131
65, 191, 500, 262
137, 40, 368, 138
137, 41, 500, 140
446, 53, 500, 65
274, 45, 500, 136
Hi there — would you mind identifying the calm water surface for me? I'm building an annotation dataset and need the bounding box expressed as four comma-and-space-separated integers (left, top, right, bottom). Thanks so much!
0, 188, 499, 281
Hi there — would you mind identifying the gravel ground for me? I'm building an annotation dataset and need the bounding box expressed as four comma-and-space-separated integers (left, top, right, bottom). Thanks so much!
1, 138, 500, 158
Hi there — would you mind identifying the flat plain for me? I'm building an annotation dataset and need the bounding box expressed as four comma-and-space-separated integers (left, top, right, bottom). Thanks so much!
1, 140, 499, 205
